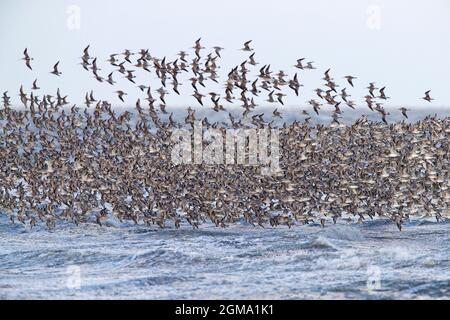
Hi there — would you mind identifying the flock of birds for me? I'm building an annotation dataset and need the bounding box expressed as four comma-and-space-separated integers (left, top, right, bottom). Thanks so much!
0, 39, 448, 230
19, 40, 436, 122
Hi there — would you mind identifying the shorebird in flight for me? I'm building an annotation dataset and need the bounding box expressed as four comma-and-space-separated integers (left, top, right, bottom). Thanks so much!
305, 61, 316, 69
248, 52, 258, 66
272, 108, 283, 119
106, 72, 116, 85
82, 45, 90, 59
22, 48, 33, 70
378, 86, 389, 100
323, 68, 332, 82
51, 61, 62, 76
241, 40, 253, 52
367, 83, 377, 98
294, 58, 305, 69
31, 79, 40, 90
115, 90, 127, 102
344, 75, 357, 87
193, 38, 204, 58
123, 49, 133, 63
399, 107, 409, 119
423, 90, 434, 102
213, 46, 224, 58
192, 91, 205, 106
275, 93, 286, 105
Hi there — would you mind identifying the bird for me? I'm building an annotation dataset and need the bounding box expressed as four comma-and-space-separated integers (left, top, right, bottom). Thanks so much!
213, 46, 224, 58
367, 82, 377, 98
115, 90, 127, 102
305, 61, 315, 69
241, 40, 253, 52
294, 58, 305, 69
22, 48, 33, 70
106, 72, 116, 85
193, 38, 204, 58
378, 86, 389, 100
125, 70, 136, 83
31, 79, 40, 90
82, 45, 91, 60
122, 49, 134, 63
0, 38, 445, 233
423, 90, 434, 102
344, 75, 357, 87
399, 107, 409, 119
272, 108, 283, 119
157, 87, 168, 104
275, 93, 286, 105
248, 52, 258, 66
51, 61, 62, 76
192, 91, 205, 106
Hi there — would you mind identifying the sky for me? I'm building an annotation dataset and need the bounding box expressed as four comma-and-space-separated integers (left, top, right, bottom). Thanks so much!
0, 0, 449, 108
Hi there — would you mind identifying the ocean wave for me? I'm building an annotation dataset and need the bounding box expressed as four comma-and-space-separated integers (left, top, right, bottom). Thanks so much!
300, 236, 337, 251
320, 225, 364, 241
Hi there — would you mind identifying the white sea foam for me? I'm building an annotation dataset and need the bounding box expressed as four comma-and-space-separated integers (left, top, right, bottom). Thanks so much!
0, 214, 449, 299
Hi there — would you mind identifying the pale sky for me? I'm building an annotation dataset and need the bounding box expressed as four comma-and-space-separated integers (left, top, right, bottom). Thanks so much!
0, 0, 449, 108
